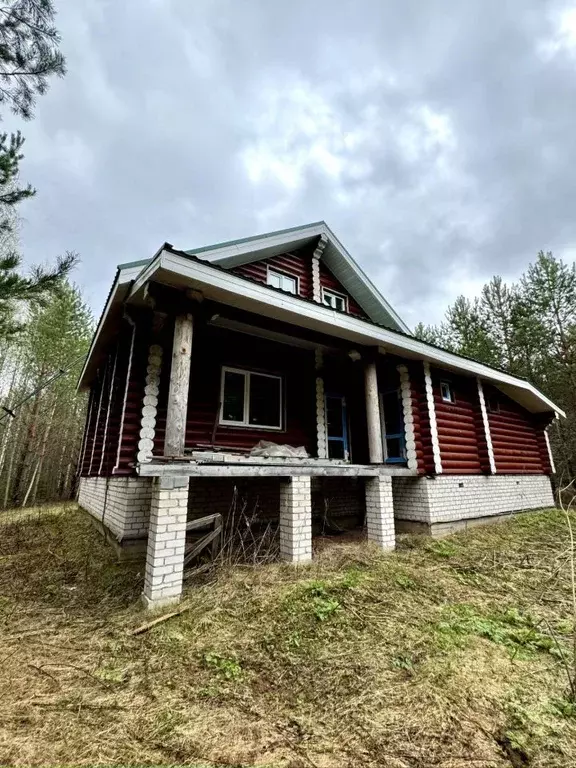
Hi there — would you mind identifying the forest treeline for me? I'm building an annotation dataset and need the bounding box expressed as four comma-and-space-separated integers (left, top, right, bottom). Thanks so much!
415, 251, 576, 484
0, 283, 92, 506
0, 1, 88, 507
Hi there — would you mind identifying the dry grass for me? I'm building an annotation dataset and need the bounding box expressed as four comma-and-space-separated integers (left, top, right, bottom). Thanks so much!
0, 505, 575, 767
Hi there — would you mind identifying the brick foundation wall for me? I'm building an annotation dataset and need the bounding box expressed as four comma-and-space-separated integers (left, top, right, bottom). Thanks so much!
392, 474, 554, 525
77, 476, 153, 540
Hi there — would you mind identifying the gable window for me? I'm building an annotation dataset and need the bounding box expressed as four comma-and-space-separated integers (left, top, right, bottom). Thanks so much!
487, 395, 500, 413
322, 287, 348, 312
267, 268, 298, 295
440, 381, 455, 403
220, 367, 283, 429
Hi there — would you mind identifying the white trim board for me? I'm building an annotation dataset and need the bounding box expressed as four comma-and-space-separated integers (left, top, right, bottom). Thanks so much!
125, 248, 564, 417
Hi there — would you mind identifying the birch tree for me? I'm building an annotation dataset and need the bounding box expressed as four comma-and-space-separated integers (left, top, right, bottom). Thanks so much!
0, 280, 92, 507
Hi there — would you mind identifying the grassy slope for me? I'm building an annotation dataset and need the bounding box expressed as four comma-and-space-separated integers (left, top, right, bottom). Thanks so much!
0, 506, 575, 767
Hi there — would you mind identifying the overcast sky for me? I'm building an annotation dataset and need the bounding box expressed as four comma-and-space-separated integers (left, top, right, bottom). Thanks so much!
5, 0, 576, 329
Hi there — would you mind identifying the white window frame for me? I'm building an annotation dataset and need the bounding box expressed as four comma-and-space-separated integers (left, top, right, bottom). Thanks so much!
219, 366, 283, 430
266, 266, 299, 295
487, 395, 500, 413
321, 286, 348, 312
440, 380, 455, 403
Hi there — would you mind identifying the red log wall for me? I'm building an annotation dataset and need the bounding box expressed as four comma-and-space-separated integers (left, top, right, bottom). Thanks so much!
432, 370, 483, 474
79, 310, 554, 479
153, 323, 316, 455
232, 251, 313, 300
483, 384, 548, 474
318, 261, 367, 318
79, 316, 149, 477
231, 249, 367, 318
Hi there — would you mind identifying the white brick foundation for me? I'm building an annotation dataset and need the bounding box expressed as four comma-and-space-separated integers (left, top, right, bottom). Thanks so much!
392, 474, 554, 534
279, 476, 312, 563
77, 476, 153, 540
364, 475, 395, 550
142, 477, 189, 608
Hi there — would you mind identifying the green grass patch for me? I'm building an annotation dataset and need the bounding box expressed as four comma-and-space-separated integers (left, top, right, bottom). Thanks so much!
0, 504, 575, 767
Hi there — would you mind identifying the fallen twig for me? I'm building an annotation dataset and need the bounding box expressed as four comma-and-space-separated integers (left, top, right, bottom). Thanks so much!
130, 605, 189, 636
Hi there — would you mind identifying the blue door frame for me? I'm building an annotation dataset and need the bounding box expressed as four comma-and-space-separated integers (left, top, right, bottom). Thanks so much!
325, 394, 349, 460
380, 388, 406, 464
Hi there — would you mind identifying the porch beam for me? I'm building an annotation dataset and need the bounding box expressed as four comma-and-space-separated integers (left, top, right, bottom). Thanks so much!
164, 313, 193, 457
138, 462, 418, 478
364, 358, 384, 464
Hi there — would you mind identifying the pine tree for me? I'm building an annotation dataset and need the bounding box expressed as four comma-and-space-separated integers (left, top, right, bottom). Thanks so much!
0, 1, 71, 340
0, 1, 66, 119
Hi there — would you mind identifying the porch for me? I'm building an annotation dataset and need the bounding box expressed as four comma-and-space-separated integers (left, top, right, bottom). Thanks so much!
134, 302, 420, 607
138, 460, 408, 608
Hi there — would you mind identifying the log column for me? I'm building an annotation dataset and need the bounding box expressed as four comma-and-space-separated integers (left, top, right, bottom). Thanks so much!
164, 313, 193, 457
364, 359, 384, 464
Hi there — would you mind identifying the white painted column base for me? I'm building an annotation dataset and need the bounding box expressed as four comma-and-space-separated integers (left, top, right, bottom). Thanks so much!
365, 475, 395, 550
279, 476, 312, 563
142, 476, 189, 609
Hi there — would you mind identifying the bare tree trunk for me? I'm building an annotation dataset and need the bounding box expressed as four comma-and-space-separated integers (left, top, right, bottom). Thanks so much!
22, 462, 39, 508
31, 399, 57, 506
12, 385, 43, 506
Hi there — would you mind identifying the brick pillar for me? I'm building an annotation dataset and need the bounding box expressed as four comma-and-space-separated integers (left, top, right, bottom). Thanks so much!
142, 476, 189, 608
365, 475, 395, 550
279, 476, 312, 563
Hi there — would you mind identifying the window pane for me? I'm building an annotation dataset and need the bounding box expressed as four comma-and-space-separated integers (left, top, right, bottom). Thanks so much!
326, 397, 344, 438
386, 437, 405, 460
281, 274, 296, 293
382, 390, 402, 435
249, 374, 281, 427
440, 382, 453, 402
267, 271, 281, 289
328, 440, 345, 459
222, 370, 245, 422
323, 290, 346, 310
268, 270, 296, 294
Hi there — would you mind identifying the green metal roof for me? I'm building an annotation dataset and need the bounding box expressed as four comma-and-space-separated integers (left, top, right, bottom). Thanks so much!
185, 221, 326, 256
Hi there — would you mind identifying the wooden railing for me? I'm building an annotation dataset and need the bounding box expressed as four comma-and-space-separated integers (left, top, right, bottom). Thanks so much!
183, 513, 223, 568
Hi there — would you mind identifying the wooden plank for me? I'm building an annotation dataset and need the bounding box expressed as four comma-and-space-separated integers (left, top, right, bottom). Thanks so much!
184, 526, 222, 566
186, 513, 222, 531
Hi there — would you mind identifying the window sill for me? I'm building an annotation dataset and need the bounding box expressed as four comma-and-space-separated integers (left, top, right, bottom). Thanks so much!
218, 422, 285, 432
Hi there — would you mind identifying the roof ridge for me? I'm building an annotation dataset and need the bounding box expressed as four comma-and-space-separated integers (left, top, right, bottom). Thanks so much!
184, 221, 326, 256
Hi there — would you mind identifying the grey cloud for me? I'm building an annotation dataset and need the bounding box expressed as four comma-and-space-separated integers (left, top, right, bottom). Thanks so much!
4, 0, 576, 328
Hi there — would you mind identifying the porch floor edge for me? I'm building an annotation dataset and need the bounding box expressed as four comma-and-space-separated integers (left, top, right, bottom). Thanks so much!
137, 461, 418, 478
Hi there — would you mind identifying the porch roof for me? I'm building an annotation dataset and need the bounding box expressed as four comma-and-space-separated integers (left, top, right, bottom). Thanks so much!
78, 236, 564, 419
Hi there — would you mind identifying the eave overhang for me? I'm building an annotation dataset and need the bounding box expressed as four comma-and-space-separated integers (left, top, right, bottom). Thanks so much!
110, 246, 565, 417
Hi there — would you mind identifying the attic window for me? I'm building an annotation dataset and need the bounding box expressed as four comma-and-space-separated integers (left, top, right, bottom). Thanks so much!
322, 287, 348, 312
440, 381, 455, 403
487, 395, 500, 413
267, 268, 298, 295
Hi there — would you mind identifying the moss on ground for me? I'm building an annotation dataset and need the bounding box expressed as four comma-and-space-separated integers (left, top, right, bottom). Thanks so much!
0, 503, 575, 766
